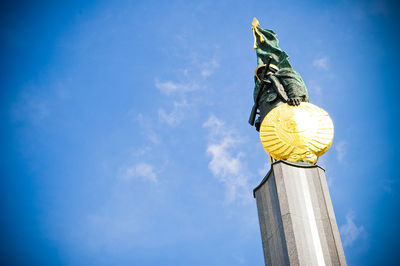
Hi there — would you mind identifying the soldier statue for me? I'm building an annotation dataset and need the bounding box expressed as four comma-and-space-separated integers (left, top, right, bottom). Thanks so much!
249, 18, 309, 131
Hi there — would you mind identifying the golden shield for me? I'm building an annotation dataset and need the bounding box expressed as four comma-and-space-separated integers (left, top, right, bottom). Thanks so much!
259, 102, 334, 164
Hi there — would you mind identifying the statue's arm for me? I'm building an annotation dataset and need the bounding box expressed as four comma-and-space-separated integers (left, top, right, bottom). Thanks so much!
277, 69, 309, 105
286, 84, 309, 102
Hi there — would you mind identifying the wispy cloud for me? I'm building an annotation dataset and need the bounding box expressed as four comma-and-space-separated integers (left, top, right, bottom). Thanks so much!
155, 80, 194, 127
340, 212, 365, 247
313, 56, 329, 70
203, 115, 250, 204
133, 146, 152, 157
200, 57, 219, 77
258, 162, 269, 177
155, 79, 198, 96
119, 162, 158, 183
136, 113, 161, 144
158, 100, 188, 126
155, 56, 219, 127
335, 140, 346, 161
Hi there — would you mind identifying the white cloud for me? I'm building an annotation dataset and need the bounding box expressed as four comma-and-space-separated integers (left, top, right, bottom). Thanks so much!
335, 141, 346, 161
155, 79, 194, 127
313, 57, 329, 70
340, 212, 365, 247
136, 113, 161, 144
155, 80, 198, 95
203, 115, 250, 203
158, 100, 188, 126
200, 57, 219, 77
133, 146, 152, 157
147, 131, 161, 145
120, 162, 158, 183
155, 56, 219, 128
258, 162, 269, 177
207, 137, 242, 177
203, 114, 224, 131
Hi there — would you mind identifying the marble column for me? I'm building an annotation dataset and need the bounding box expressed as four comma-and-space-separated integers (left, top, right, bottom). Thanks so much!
254, 161, 347, 266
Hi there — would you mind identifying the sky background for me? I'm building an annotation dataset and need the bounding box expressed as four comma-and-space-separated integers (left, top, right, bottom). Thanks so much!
1, 0, 400, 265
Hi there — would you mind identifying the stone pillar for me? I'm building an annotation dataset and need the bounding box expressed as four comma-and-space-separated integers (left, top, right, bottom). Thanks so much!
254, 161, 347, 266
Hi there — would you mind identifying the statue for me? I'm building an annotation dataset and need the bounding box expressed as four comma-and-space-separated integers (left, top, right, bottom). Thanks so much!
249, 18, 334, 164
249, 18, 309, 131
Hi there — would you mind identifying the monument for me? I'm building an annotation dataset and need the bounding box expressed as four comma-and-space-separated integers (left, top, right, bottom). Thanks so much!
249, 18, 347, 265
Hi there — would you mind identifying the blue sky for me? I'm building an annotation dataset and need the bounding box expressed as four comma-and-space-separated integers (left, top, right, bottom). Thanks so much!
1, 0, 399, 265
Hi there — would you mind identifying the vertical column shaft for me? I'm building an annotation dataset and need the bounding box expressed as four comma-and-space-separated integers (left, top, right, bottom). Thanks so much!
254, 161, 346, 266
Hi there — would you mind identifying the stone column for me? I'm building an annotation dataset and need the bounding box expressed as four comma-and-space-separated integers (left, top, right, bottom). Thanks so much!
254, 161, 347, 266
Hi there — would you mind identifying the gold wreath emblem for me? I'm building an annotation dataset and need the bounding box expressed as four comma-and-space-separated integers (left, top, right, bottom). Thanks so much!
260, 102, 334, 164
